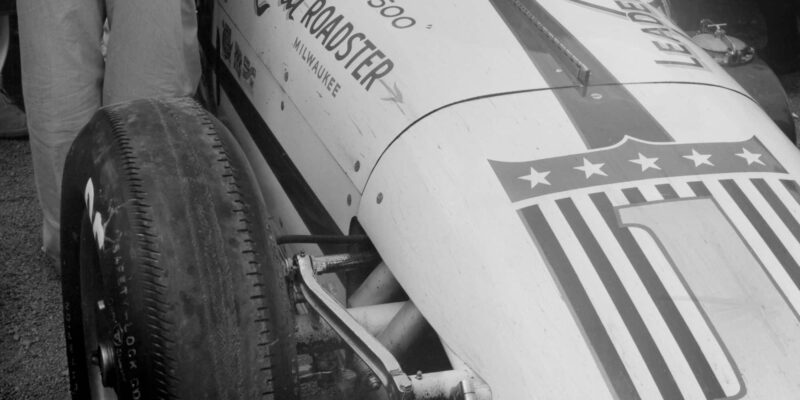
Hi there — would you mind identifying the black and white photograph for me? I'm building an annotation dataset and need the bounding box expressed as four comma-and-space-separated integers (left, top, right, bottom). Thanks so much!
4, 0, 800, 399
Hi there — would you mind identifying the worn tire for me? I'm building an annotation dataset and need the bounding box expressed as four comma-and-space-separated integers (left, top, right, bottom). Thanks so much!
60, 98, 297, 399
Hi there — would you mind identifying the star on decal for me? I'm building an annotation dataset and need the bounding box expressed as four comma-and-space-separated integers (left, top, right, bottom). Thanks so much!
735, 148, 765, 166
683, 149, 714, 167
629, 153, 660, 172
574, 158, 608, 179
518, 167, 551, 189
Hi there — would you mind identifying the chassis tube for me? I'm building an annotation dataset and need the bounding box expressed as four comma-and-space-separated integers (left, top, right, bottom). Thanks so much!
349, 302, 406, 335
348, 262, 403, 307
376, 301, 428, 358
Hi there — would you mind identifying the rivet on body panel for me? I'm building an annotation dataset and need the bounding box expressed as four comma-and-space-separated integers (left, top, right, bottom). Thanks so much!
590, 93, 603, 100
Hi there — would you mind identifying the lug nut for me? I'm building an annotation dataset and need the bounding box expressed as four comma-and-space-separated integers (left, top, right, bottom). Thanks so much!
366, 374, 381, 390
97, 341, 117, 387
90, 350, 100, 366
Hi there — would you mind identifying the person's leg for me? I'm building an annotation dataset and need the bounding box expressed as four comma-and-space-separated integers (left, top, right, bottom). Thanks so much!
0, 14, 26, 139
0, 87, 26, 138
103, 0, 200, 105
18, 0, 105, 262
0, 14, 9, 68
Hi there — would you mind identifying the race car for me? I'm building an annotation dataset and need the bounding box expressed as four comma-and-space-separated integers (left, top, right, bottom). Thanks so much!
58, 0, 800, 399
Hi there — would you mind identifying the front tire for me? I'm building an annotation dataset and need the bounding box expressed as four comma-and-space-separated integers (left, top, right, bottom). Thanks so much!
60, 98, 297, 399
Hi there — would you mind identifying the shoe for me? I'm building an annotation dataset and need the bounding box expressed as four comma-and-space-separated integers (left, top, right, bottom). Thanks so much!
0, 89, 27, 139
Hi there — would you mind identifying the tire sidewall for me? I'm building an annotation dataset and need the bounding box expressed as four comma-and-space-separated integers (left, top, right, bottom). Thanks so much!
62, 114, 150, 400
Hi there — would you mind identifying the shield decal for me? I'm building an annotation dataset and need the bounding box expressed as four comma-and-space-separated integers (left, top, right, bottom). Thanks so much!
490, 136, 800, 399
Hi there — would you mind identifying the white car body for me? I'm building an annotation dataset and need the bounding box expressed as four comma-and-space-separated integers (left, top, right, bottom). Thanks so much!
212, 0, 800, 398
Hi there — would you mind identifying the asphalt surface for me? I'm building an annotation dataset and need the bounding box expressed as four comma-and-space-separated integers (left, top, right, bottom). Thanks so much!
0, 139, 69, 399
3, 11, 800, 400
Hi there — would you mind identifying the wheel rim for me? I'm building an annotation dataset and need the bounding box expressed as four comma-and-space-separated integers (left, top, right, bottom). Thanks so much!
79, 215, 118, 400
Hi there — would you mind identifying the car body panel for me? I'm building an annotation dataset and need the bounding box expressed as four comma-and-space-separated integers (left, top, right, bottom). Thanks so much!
359, 85, 800, 398
212, 1, 800, 398
215, 0, 748, 191
215, 8, 359, 236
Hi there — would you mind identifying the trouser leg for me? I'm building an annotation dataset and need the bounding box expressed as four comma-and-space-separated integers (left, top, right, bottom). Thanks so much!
103, 0, 200, 105
0, 15, 9, 68
17, 0, 105, 261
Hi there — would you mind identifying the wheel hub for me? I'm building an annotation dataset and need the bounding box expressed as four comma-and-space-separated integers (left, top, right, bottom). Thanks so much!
93, 341, 117, 387
91, 300, 118, 388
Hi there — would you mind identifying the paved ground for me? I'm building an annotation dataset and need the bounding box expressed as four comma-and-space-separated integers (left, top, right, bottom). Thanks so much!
0, 140, 69, 399
2, 7, 800, 400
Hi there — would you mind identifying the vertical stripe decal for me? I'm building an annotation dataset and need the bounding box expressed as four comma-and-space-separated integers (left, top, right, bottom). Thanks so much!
721, 179, 800, 291
623, 187, 647, 204
688, 181, 711, 197
591, 192, 725, 399
489, 0, 672, 148
656, 184, 679, 199
520, 205, 640, 399
753, 179, 800, 246
557, 198, 683, 400
781, 179, 800, 207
